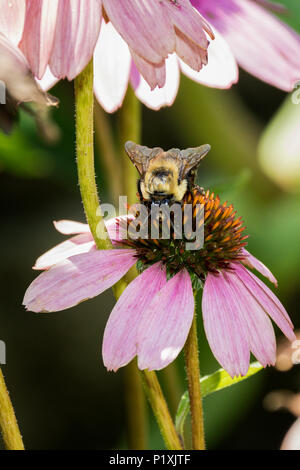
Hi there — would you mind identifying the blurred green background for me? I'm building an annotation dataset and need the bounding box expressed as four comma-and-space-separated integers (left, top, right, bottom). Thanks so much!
1, 1, 300, 450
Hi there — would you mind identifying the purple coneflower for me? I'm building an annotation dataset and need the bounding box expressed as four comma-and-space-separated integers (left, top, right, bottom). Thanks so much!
23, 189, 295, 377
1, 1, 299, 112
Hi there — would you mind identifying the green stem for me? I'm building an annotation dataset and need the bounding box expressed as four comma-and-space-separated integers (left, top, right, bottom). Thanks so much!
94, 101, 121, 205
124, 361, 147, 450
0, 369, 24, 450
118, 86, 141, 206
74, 59, 111, 250
184, 300, 205, 450
141, 370, 183, 450
161, 362, 183, 418
74, 59, 127, 300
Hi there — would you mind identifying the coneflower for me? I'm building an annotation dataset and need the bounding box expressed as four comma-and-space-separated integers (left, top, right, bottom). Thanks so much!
23, 186, 295, 377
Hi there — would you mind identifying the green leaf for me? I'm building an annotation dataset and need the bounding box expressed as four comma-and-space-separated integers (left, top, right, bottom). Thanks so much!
175, 362, 263, 439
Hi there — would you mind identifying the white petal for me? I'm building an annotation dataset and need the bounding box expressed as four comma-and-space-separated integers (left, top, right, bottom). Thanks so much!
131, 53, 180, 110
36, 66, 60, 91
93, 21, 131, 113
180, 26, 238, 89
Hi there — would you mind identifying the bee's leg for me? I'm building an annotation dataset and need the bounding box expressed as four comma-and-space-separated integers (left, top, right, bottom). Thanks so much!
194, 185, 205, 195
137, 179, 143, 201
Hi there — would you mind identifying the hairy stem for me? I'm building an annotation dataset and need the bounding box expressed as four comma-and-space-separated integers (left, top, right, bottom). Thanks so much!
142, 370, 183, 450
0, 369, 24, 450
184, 302, 205, 450
74, 60, 127, 299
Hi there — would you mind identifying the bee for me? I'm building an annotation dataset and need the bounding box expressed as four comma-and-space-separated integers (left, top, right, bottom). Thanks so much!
125, 141, 210, 205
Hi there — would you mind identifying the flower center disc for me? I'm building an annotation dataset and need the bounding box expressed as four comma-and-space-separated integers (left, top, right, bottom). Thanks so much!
118, 188, 248, 280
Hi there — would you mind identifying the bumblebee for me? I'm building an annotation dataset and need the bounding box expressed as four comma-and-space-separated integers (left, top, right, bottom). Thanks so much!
125, 141, 210, 205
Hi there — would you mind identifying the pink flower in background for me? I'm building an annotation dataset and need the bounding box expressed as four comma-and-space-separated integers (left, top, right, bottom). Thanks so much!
1, 0, 299, 112
19, 0, 213, 82
23, 205, 295, 375
192, 0, 300, 92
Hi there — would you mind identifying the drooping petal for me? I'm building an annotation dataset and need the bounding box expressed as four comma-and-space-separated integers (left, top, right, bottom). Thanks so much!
224, 268, 276, 367
23, 249, 136, 313
193, 0, 300, 91
93, 21, 131, 113
103, 263, 167, 371
235, 263, 295, 341
102, 0, 175, 65
202, 271, 250, 377
131, 52, 166, 90
162, 0, 212, 50
0, 0, 25, 45
179, 26, 238, 89
33, 233, 95, 270
49, 0, 102, 80
54, 220, 90, 235
137, 269, 194, 371
241, 248, 278, 287
175, 28, 208, 71
19, 0, 59, 79
131, 54, 180, 110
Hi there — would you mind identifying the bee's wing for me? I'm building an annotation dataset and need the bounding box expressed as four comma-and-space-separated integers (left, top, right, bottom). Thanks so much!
125, 141, 162, 175
180, 144, 211, 177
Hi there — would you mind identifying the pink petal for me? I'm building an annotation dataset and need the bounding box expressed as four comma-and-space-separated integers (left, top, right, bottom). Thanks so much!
162, 0, 212, 50
102, 0, 175, 65
23, 249, 136, 313
175, 28, 207, 71
0, 0, 25, 45
131, 55, 180, 110
202, 271, 250, 378
53, 220, 90, 235
19, 0, 59, 79
102, 263, 167, 371
49, 0, 102, 80
235, 263, 295, 341
179, 26, 238, 89
93, 21, 131, 113
34, 217, 132, 270
193, 0, 300, 91
131, 52, 166, 90
105, 215, 135, 244
224, 268, 276, 367
137, 269, 194, 370
33, 233, 95, 270
241, 248, 278, 287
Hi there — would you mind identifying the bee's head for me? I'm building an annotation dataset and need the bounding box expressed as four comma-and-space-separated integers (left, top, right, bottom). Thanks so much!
146, 162, 177, 198
142, 153, 183, 199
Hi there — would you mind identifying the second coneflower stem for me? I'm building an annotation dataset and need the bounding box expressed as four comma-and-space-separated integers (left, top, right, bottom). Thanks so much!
0, 368, 24, 450
141, 370, 183, 450
184, 298, 205, 450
